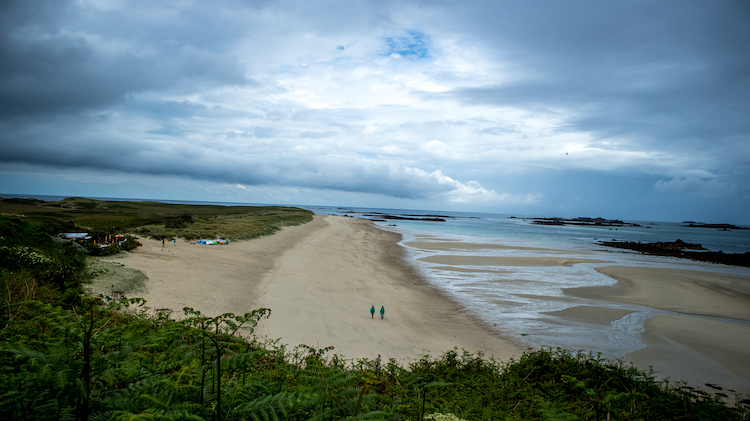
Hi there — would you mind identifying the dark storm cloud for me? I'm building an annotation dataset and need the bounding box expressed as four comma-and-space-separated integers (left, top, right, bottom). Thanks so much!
0, 0, 251, 119
441, 1, 750, 149
0, 117, 457, 200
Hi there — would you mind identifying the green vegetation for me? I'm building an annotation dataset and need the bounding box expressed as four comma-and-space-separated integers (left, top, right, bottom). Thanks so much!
1, 214, 87, 308
0, 197, 314, 241
2, 303, 748, 421
132, 209, 312, 241
1, 200, 748, 420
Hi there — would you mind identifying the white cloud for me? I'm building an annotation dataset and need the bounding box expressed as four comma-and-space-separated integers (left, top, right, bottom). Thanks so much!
404, 167, 542, 205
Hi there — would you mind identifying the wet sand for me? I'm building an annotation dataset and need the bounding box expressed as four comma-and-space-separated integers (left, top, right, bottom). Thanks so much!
568, 266, 750, 321
566, 265, 750, 394
625, 315, 750, 389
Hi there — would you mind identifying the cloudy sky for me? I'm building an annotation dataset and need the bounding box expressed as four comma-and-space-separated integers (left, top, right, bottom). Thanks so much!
1, 0, 749, 223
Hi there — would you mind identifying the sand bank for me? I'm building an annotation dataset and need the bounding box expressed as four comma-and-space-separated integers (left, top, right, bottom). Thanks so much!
417, 255, 609, 267
625, 315, 750, 388
403, 240, 593, 254
542, 305, 634, 326
407, 236, 750, 394
566, 265, 750, 394
101, 215, 524, 362
567, 266, 750, 321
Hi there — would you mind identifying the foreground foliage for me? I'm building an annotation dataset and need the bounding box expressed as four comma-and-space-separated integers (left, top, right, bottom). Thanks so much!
1, 214, 87, 312
1, 301, 747, 421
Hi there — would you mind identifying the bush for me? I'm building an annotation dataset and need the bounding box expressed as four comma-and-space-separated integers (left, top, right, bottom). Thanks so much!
0, 216, 87, 310
164, 212, 194, 228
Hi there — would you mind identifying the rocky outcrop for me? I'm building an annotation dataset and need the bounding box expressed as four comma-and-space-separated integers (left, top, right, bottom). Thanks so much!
600, 239, 750, 267
685, 222, 749, 230
531, 217, 641, 227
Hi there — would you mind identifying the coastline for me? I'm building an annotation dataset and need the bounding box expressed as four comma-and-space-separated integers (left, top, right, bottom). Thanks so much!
394, 233, 750, 394
250, 215, 525, 361
94, 213, 750, 395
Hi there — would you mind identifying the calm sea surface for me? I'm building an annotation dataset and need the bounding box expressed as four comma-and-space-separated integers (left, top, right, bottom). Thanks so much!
7, 195, 750, 358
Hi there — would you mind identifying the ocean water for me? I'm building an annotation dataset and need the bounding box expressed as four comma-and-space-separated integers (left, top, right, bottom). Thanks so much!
306, 205, 750, 358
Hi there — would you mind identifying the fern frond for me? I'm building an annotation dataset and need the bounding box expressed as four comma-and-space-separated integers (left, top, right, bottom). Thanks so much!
232, 391, 298, 420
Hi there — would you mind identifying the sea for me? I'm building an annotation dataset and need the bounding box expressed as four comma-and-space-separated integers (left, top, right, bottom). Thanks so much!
6, 194, 750, 359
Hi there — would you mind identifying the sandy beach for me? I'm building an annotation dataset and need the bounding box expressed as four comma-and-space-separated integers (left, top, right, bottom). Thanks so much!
96, 215, 750, 395
100, 215, 524, 363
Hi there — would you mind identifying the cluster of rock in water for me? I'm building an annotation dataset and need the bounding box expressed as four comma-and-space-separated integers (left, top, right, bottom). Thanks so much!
599, 239, 750, 267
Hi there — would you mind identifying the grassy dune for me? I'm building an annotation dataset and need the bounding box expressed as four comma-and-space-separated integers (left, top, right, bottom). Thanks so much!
0, 197, 313, 241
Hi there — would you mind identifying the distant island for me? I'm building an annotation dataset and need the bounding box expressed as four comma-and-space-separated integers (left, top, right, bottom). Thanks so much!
683, 222, 749, 231
338, 211, 451, 222
528, 217, 641, 227
522, 217, 749, 232
600, 239, 750, 267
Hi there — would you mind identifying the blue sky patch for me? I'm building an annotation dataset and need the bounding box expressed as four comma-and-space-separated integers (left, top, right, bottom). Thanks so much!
383, 30, 430, 59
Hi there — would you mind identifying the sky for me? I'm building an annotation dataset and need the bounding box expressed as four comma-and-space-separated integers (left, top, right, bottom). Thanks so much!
1, 0, 749, 224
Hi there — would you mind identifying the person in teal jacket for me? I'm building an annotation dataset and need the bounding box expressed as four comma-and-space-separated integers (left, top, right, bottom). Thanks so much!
380, 306, 385, 319
370, 305, 375, 319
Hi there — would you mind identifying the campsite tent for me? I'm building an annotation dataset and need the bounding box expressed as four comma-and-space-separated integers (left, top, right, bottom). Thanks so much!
195, 239, 229, 245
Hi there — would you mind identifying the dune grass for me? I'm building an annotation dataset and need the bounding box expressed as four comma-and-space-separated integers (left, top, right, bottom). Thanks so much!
0, 197, 313, 241
134, 209, 312, 241
84, 257, 147, 299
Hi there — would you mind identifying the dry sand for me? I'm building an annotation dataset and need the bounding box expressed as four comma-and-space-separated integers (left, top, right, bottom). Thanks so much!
100, 215, 524, 363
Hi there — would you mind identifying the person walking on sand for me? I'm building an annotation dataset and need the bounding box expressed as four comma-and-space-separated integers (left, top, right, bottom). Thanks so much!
380, 306, 385, 319
370, 305, 375, 319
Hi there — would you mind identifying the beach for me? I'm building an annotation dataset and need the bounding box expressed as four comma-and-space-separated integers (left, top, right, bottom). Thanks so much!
97, 214, 750, 395
99, 215, 524, 363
